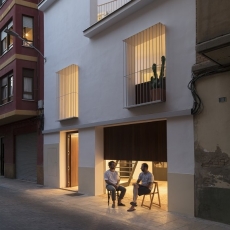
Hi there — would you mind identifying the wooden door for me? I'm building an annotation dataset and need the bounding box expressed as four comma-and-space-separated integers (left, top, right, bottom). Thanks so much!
66, 133, 78, 187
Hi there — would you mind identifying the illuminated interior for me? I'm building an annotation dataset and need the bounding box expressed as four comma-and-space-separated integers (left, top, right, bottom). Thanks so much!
57, 64, 79, 120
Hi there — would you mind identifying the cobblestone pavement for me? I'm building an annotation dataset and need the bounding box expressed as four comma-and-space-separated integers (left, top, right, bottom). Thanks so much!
0, 177, 230, 230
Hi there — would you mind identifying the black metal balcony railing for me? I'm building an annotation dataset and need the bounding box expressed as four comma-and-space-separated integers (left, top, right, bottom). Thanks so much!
97, 0, 131, 21
124, 67, 166, 108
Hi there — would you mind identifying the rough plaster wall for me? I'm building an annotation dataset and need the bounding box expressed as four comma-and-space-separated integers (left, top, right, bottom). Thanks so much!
194, 71, 230, 223
197, 0, 230, 43
195, 71, 230, 187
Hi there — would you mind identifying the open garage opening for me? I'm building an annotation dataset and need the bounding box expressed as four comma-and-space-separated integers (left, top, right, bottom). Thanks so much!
104, 120, 168, 210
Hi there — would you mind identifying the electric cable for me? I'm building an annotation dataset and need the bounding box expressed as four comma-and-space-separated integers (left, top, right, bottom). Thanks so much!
188, 66, 230, 115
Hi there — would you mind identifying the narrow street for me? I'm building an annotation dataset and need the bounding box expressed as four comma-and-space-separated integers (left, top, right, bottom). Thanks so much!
0, 179, 138, 230
0, 177, 230, 230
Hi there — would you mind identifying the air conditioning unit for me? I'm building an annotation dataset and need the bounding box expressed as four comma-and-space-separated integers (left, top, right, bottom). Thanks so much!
38, 100, 44, 109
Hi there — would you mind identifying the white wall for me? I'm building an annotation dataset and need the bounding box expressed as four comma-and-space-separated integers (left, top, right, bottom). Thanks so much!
43, 0, 195, 133
41, 0, 196, 215
167, 116, 194, 175
167, 116, 194, 216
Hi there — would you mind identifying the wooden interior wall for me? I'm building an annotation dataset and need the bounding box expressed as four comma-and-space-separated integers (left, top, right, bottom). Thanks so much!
104, 120, 167, 161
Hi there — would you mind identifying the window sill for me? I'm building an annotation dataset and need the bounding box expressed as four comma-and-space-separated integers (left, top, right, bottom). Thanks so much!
22, 99, 35, 102
1, 45, 13, 58
83, 0, 153, 38
0, 100, 13, 107
124, 100, 165, 109
57, 117, 78, 122
22, 44, 33, 48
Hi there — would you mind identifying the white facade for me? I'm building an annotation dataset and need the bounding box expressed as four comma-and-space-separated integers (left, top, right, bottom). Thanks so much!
39, 0, 196, 216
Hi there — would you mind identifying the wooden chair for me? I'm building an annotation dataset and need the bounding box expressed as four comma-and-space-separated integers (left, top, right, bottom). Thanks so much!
107, 189, 120, 206
141, 181, 161, 210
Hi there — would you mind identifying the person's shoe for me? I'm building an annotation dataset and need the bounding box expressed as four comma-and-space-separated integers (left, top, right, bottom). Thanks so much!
130, 202, 137, 207
118, 203, 125, 206
112, 204, 115, 208
127, 208, 136, 212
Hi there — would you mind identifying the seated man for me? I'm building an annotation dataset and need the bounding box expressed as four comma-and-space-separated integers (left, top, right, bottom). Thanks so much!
127, 163, 154, 212
104, 161, 126, 208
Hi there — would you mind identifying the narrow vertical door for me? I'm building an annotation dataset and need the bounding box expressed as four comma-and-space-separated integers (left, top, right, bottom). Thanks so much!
66, 133, 78, 187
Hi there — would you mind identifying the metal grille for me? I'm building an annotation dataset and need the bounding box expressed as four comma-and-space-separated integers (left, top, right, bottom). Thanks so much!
97, 0, 131, 21
16, 133, 37, 182
123, 23, 166, 107
57, 64, 78, 120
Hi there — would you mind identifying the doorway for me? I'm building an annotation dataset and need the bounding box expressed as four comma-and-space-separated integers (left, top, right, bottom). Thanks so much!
0, 138, 4, 176
66, 132, 79, 187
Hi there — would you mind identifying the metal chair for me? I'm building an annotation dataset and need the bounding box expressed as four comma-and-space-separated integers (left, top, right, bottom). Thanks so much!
107, 189, 120, 206
141, 181, 161, 210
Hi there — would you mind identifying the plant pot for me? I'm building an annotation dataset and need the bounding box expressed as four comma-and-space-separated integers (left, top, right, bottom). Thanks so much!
150, 88, 166, 101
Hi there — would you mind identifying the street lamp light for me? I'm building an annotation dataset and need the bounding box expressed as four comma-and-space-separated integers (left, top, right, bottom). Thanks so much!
4, 28, 46, 62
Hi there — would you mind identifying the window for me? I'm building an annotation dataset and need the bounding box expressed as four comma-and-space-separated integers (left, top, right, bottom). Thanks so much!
0, 73, 13, 105
23, 69, 34, 100
57, 64, 78, 120
23, 16, 33, 46
0, 0, 7, 7
1, 20, 13, 55
123, 23, 166, 107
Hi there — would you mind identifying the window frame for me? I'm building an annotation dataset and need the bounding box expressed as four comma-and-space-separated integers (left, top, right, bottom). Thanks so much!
57, 64, 79, 120
0, 73, 13, 105
22, 68, 34, 100
1, 20, 13, 55
123, 23, 166, 107
22, 15, 34, 47
0, 0, 7, 8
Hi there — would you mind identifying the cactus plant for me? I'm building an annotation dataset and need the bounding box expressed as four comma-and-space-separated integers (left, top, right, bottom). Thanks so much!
150, 56, 166, 89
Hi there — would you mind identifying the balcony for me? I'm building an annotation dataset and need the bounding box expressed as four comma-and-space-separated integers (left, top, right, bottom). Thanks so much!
123, 23, 166, 108
124, 67, 166, 108
84, 0, 153, 38
97, 0, 131, 21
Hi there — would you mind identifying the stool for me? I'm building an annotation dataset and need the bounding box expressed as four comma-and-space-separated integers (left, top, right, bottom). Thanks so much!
141, 181, 161, 210
107, 189, 120, 206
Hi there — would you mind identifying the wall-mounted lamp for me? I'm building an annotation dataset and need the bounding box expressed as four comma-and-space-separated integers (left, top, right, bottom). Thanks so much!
4, 28, 46, 62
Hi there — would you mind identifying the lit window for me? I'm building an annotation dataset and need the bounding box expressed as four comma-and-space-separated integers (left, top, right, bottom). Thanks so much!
0, 73, 13, 105
1, 20, 13, 55
57, 65, 78, 120
23, 69, 34, 100
23, 16, 33, 46
123, 23, 166, 107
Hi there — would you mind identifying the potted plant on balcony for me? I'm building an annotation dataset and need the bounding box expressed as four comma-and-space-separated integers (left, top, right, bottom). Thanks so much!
150, 56, 166, 101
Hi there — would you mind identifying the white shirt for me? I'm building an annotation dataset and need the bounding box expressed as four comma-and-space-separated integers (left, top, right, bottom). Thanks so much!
104, 170, 120, 185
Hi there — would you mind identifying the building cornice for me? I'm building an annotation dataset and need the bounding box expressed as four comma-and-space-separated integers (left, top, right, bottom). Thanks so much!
38, 0, 57, 11
0, 0, 37, 22
0, 109, 38, 126
42, 109, 192, 134
0, 54, 37, 71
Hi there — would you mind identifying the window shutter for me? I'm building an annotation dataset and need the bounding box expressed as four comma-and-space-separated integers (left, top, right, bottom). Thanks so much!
23, 16, 33, 28
8, 21, 13, 29
1, 29, 7, 40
